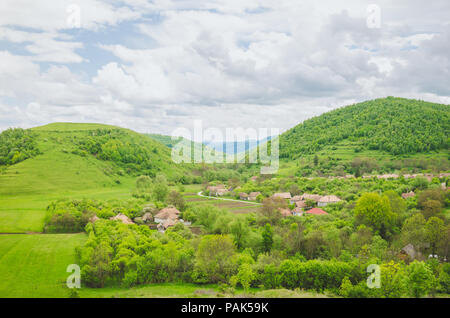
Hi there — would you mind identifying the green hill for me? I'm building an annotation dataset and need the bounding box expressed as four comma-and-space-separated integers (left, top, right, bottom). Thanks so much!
272, 97, 450, 177
280, 97, 449, 159
0, 123, 192, 232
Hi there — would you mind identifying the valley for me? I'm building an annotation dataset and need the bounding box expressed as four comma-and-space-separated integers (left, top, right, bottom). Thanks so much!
0, 98, 449, 298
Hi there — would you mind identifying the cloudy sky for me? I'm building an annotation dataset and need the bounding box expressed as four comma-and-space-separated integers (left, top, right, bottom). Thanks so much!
0, 0, 449, 137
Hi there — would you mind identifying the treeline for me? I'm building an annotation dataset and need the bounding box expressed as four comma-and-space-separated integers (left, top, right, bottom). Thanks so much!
296, 156, 450, 177
76, 220, 449, 297
71, 129, 167, 176
44, 198, 147, 233
280, 97, 450, 159
0, 128, 40, 166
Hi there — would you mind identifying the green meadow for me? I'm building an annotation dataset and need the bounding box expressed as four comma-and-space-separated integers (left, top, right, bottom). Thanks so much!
0, 234, 86, 298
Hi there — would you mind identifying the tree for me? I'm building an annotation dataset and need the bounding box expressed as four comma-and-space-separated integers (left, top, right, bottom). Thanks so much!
230, 218, 249, 250
406, 261, 436, 298
259, 197, 286, 224
376, 261, 406, 298
194, 235, 237, 283
167, 190, 186, 211
262, 223, 273, 253
354, 193, 395, 238
421, 200, 442, 219
289, 183, 301, 196
384, 190, 406, 221
153, 174, 169, 202
135, 175, 152, 191
400, 213, 427, 253
285, 222, 304, 256
418, 189, 445, 209
81, 242, 113, 287
230, 263, 255, 292
425, 217, 446, 256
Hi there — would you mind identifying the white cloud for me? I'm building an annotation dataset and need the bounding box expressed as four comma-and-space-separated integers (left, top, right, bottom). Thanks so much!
0, 0, 449, 135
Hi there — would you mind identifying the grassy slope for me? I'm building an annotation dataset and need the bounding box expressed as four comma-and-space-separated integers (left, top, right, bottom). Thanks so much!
0, 233, 87, 297
0, 122, 182, 233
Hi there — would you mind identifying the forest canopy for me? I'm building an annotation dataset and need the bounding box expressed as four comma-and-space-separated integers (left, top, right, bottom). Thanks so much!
280, 97, 450, 159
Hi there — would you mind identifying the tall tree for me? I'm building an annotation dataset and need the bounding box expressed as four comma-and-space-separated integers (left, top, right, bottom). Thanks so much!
262, 223, 274, 253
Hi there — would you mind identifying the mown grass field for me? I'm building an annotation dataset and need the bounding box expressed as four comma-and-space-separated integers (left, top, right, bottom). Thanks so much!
0, 233, 87, 298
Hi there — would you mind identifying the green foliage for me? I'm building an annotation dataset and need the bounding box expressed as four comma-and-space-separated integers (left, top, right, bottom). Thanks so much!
230, 263, 256, 291
78, 220, 194, 287
406, 261, 436, 297
230, 218, 250, 250
355, 193, 395, 238
425, 217, 446, 255
438, 263, 450, 293
167, 190, 186, 211
280, 97, 449, 159
44, 198, 146, 233
193, 235, 237, 283
275, 259, 362, 292
262, 223, 274, 253
153, 174, 169, 202
376, 261, 407, 298
0, 128, 40, 165
136, 175, 152, 191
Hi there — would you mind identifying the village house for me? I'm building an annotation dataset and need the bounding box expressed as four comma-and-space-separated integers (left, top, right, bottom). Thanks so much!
215, 188, 229, 196
399, 244, 423, 262
239, 192, 249, 200
291, 207, 303, 216
318, 195, 341, 207
154, 207, 180, 224
401, 191, 415, 199
109, 213, 134, 225
295, 200, 307, 209
207, 184, 228, 196
272, 192, 292, 200
304, 208, 328, 215
377, 174, 399, 179
289, 195, 302, 205
248, 192, 261, 201
300, 193, 322, 202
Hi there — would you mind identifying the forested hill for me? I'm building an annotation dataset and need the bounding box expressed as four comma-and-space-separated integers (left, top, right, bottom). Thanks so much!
0, 123, 193, 195
279, 97, 450, 159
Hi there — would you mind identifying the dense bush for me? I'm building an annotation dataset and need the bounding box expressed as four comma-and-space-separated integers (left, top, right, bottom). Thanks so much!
77, 220, 194, 287
0, 128, 40, 165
